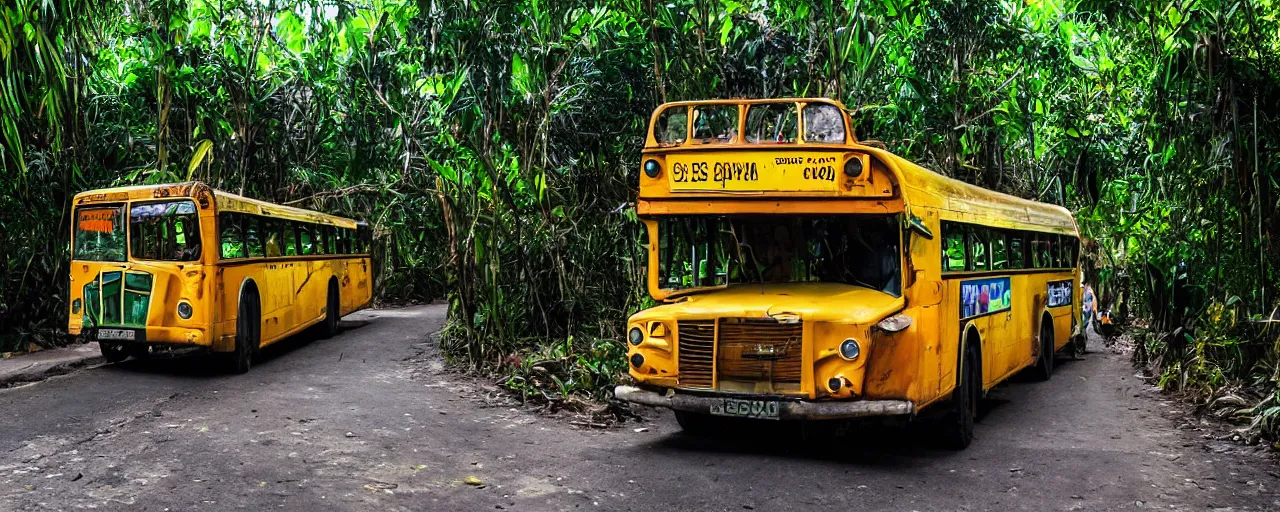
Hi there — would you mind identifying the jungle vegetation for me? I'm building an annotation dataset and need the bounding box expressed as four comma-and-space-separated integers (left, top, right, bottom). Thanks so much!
3, 0, 1280, 442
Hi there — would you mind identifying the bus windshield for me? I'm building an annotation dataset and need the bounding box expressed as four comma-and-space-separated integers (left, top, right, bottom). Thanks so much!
657, 214, 901, 296
73, 205, 128, 262
129, 200, 202, 262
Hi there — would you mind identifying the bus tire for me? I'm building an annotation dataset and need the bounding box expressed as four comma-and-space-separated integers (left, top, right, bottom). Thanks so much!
674, 411, 717, 436
938, 340, 978, 450
230, 292, 260, 374
100, 343, 129, 364
321, 280, 339, 339
1032, 318, 1054, 381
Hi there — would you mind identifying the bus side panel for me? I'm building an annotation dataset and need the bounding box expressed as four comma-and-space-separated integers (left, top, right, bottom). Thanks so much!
262, 261, 296, 344
214, 265, 250, 352
341, 256, 372, 315
993, 273, 1036, 381
292, 260, 329, 332
936, 279, 963, 401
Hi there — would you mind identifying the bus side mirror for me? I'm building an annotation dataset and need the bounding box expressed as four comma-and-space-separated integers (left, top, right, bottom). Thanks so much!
907, 214, 933, 240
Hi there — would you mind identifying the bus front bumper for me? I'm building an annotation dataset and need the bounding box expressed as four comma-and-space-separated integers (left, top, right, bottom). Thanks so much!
614, 385, 915, 420
80, 326, 210, 347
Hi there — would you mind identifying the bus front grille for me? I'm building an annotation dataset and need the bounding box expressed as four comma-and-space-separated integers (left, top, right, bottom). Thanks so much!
676, 318, 804, 392
676, 320, 715, 389
716, 318, 804, 390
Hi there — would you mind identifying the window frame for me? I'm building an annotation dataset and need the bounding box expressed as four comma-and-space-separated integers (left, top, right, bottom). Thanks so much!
942, 222, 968, 272
127, 199, 203, 262
297, 222, 314, 256
990, 229, 1009, 270
968, 227, 989, 272
801, 102, 847, 144
219, 212, 247, 260
1008, 232, 1025, 269
743, 102, 799, 145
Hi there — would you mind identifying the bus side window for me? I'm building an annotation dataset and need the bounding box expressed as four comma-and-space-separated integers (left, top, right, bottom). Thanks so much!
969, 228, 988, 271
312, 224, 325, 256
219, 212, 245, 259
245, 216, 265, 257
1008, 232, 1024, 269
745, 103, 798, 144
262, 219, 279, 257
654, 106, 688, 147
297, 223, 312, 256
1032, 233, 1051, 268
284, 222, 299, 256
691, 105, 737, 144
991, 230, 1008, 270
802, 103, 846, 143
327, 226, 337, 254
942, 223, 966, 272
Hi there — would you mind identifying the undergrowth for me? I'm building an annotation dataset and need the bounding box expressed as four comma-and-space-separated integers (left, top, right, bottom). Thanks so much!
1133, 298, 1280, 448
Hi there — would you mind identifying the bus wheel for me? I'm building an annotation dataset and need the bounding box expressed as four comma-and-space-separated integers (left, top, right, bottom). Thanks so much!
674, 411, 718, 436
1032, 320, 1054, 381
100, 343, 129, 364
938, 342, 978, 450
321, 281, 339, 339
230, 293, 259, 374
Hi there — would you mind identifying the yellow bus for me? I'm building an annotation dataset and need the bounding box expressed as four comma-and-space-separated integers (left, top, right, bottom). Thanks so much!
614, 98, 1080, 448
68, 182, 373, 373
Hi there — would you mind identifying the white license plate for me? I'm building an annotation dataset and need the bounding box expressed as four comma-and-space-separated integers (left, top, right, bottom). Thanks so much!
97, 329, 136, 341
709, 398, 780, 420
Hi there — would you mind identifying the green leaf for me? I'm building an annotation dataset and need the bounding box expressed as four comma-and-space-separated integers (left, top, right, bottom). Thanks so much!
187, 139, 213, 180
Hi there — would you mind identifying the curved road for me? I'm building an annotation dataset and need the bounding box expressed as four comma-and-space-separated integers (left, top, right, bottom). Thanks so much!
0, 305, 1275, 510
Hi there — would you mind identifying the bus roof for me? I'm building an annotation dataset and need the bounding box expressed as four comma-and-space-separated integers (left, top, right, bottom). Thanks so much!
877, 150, 1077, 236
73, 181, 360, 229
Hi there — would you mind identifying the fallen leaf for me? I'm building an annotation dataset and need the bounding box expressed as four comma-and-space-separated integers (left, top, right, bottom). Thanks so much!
633, 427, 648, 433
464, 476, 483, 486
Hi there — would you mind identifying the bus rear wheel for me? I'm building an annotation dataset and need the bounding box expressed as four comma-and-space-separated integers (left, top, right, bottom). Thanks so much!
1032, 320, 1054, 381
230, 293, 260, 374
100, 342, 129, 364
938, 341, 978, 450
321, 281, 339, 339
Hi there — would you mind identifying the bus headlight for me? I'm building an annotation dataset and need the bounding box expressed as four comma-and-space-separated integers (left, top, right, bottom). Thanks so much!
877, 314, 914, 333
843, 157, 863, 178
177, 301, 193, 320
628, 327, 644, 346
839, 338, 861, 360
643, 159, 661, 178
72, 299, 82, 315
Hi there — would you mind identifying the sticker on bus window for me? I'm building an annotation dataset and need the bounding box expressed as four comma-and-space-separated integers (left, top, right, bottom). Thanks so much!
1047, 280, 1073, 308
960, 277, 1011, 319
78, 209, 118, 233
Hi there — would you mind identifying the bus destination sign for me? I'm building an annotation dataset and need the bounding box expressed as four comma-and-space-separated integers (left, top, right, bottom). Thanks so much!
667, 152, 845, 192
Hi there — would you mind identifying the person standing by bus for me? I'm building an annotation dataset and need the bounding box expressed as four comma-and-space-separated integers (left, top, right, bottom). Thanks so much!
1082, 282, 1097, 333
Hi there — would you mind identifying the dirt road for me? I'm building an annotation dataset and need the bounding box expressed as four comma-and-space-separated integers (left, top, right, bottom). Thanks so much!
0, 305, 1275, 511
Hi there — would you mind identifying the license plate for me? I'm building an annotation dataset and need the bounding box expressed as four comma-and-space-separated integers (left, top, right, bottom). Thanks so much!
97, 329, 136, 341
709, 398, 780, 420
